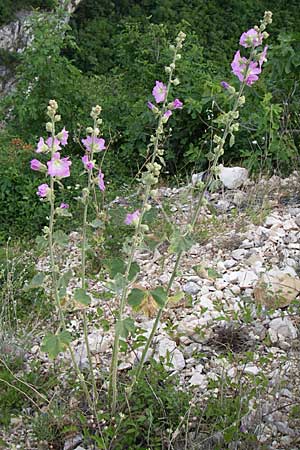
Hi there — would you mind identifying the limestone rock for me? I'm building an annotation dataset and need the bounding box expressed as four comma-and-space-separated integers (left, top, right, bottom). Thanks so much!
218, 164, 248, 189
254, 271, 300, 308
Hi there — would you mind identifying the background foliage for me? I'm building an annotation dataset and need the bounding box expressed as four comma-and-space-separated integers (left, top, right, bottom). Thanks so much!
0, 0, 299, 238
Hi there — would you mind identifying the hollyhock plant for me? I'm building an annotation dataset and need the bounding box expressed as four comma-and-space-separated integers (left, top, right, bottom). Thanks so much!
124, 209, 140, 225
152, 81, 167, 103
57, 127, 69, 146
82, 155, 95, 170
240, 28, 262, 48
231, 50, 261, 85
220, 81, 230, 90
147, 101, 155, 110
36, 137, 48, 153
163, 110, 172, 120
60, 202, 69, 209
30, 159, 46, 172
46, 137, 61, 152
97, 170, 105, 191
47, 152, 72, 178
37, 183, 50, 198
82, 136, 106, 153
172, 98, 183, 109
259, 45, 268, 67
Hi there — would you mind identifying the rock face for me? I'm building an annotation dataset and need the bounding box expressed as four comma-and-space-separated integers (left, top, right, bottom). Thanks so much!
218, 164, 249, 189
0, 0, 82, 98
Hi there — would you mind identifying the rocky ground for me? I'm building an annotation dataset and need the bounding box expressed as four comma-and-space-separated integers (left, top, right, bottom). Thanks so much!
1, 170, 300, 450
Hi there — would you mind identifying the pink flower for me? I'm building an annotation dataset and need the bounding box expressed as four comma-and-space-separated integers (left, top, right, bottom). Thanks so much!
37, 183, 50, 198
97, 170, 105, 191
47, 152, 71, 178
220, 81, 230, 90
172, 98, 183, 109
36, 137, 48, 153
60, 202, 69, 209
57, 127, 69, 146
152, 81, 167, 103
30, 159, 45, 171
82, 136, 106, 152
231, 50, 261, 86
46, 137, 61, 152
240, 28, 262, 48
147, 101, 155, 110
82, 155, 94, 170
163, 110, 172, 119
259, 45, 268, 67
124, 209, 140, 225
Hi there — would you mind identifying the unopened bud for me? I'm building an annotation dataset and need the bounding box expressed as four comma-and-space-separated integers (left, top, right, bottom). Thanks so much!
172, 78, 180, 86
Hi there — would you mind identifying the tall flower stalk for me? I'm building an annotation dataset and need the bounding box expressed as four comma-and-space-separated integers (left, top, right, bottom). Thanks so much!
31, 100, 93, 409
108, 31, 186, 413
80, 105, 106, 405
130, 10, 273, 390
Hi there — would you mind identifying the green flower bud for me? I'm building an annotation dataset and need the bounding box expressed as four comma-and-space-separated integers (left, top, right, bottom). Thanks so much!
172, 78, 180, 86
46, 122, 53, 132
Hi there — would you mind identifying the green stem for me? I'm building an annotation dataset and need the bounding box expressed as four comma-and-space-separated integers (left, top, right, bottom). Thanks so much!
81, 119, 99, 405
131, 77, 248, 390
47, 117, 93, 409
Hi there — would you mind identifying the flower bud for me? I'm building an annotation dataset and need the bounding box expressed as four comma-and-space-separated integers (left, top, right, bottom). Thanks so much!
172, 78, 180, 86
165, 66, 172, 74
54, 114, 61, 122
86, 127, 93, 134
46, 122, 53, 132
170, 63, 175, 70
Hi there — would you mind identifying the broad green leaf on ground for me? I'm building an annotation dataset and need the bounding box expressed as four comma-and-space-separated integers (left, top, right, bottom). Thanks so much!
53, 230, 69, 247
74, 288, 91, 306
26, 272, 45, 289
41, 330, 72, 359
115, 317, 136, 339
169, 229, 194, 254
150, 286, 168, 307
128, 288, 146, 308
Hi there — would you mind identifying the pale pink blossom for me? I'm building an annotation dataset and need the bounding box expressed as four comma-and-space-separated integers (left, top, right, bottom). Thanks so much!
240, 28, 263, 48
82, 136, 106, 152
152, 81, 167, 103
124, 209, 140, 225
47, 152, 71, 178
37, 183, 50, 197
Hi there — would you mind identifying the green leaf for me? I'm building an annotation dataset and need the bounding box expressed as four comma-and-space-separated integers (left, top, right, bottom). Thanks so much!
116, 317, 135, 339
26, 272, 45, 289
41, 331, 72, 359
74, 288, 91, 306
90, 218, 104, 229
206, 268, 221, 279
107, 273, 127, 294
105, 257, 126, 278
57, 270, 73, 298
128, 288, 146, 308
128, 262, 140, 281
150, 286, 167, 307
53, 230, 69, 247
35, 235, 48, 251
170, 229, 194, 254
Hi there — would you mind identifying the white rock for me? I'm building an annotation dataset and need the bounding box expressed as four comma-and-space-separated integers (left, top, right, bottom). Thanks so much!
237, 270, 258, 288
269, 318, 297, 342
214, 279, 228, 290
224, 259, 237, 268
283, 219, 298, 231
155, 337, 185, 371
231, 249, 246, 260
265, 215, 282, 227
218, 164, 248, 189
192, 171, 206, 185
244, 364, 260, 375
190, 372, 207, 387
183, 281, 201, 295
